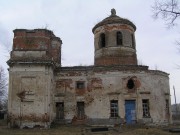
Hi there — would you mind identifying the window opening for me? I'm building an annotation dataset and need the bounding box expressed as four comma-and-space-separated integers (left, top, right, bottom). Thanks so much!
99, 33, 105, 48
110, 100, 118, 118
131, 34, 135, 48
165, 99, 169, 114
117, 31, 123, 45
77, 102, 85, 119
76, 81, 85, 89
142, 99, 150, 118
127, 79, 135, 89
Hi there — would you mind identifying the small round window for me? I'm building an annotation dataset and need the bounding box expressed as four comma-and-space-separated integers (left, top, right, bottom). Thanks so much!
127, 79, 135, 89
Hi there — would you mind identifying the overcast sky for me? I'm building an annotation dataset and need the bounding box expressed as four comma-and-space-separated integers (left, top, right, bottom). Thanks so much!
0, 0, 179, 104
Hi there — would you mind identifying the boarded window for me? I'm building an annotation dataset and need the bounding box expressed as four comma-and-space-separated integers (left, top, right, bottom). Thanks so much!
99, 33, 105, 48
142, 99, 150, 118
76, 81, 85, 89
20, 77, 36, 102
117, 31, 123, 45
110, 100, 118, 118
77, 102, 85, 119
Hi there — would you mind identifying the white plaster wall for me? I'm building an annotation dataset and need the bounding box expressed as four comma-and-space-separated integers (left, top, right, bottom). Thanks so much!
8, 64, 54, 127
54, 69, 171, 124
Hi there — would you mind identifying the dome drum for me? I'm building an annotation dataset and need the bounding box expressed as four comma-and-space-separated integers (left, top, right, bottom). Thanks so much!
95, 55, 137, 66
95, 47, 136, 57
94, 27, 136, 49
93, 9, 137, 66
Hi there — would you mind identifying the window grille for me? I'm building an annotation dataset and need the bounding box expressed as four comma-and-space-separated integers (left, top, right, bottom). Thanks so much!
142, 99, 150, 118
110, 100, 118, 118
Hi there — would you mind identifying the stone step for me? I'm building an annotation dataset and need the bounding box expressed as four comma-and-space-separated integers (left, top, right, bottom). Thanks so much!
54, 119, 66, 124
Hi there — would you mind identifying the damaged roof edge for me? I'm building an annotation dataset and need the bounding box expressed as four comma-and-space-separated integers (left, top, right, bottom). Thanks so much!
56, 65, 169, 77
13, 28, 53, 33
56, 65, 149, 71
7, 60, 56, 67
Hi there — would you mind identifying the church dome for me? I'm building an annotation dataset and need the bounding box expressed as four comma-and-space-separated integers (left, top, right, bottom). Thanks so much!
92, 9, 136, 33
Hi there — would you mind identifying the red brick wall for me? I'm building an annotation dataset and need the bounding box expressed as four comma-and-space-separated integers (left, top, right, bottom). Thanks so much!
95, 55, 137, 66
12, 29, 62, 64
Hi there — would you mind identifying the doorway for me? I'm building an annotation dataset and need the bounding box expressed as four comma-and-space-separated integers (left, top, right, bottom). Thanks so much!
56, 102, 64, 119
125, 100, 136, 124
77, 102, 85, 119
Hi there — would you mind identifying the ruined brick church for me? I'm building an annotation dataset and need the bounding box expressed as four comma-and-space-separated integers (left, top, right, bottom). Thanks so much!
7, 9, 171, 128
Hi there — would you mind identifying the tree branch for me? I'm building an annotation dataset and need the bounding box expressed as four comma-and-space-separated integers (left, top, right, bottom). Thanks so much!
152, 0, 180, 27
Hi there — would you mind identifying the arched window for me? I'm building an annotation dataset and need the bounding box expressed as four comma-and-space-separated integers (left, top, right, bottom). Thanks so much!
116, 31, 123, 45
99, 33, 105, 48
131, 34, 135, 48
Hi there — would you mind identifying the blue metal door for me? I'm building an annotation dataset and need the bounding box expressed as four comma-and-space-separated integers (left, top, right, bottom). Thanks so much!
125, 100, 136, 124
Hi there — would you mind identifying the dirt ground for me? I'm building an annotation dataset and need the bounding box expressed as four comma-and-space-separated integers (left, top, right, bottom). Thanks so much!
0, 120, 180, 135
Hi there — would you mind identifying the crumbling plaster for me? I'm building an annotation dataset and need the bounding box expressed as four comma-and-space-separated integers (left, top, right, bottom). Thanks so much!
54, 66, 171, 125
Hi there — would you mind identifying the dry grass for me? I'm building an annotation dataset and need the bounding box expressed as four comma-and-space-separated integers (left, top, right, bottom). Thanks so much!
0, 126, 82, 135
117, 128, 176, 135
0, 120, 179, 135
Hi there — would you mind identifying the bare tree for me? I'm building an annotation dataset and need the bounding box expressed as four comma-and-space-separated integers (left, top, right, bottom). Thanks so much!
0, 66, 8, 110
152, 0, 180, 27
152, 0, 180, 68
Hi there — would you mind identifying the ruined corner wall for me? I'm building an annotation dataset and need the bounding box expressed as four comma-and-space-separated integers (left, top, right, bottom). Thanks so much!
54, 66, 171, 125
7, 29, 61, 128
11, 29, 62, 65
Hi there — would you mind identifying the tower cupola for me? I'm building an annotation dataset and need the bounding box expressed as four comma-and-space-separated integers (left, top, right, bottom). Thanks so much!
92, 9, 137, 66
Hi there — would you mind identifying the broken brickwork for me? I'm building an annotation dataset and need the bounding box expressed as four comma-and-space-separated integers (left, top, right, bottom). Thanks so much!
10, 29, 62, 64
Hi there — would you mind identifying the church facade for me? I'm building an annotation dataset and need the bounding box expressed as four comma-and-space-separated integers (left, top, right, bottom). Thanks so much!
7, 9, 171, 128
